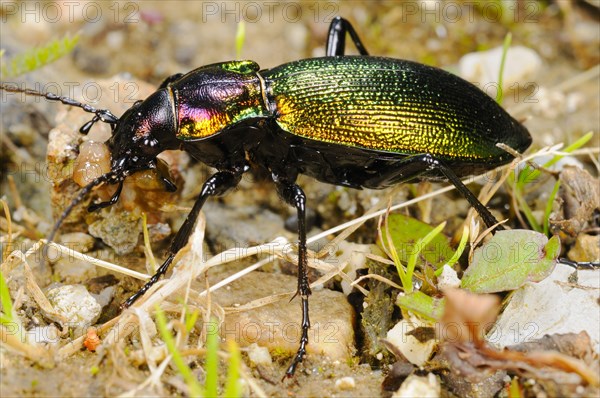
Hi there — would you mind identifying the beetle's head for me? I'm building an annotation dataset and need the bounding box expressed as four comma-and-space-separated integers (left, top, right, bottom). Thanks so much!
48, 88, 180, 241
108, 89, 179, 178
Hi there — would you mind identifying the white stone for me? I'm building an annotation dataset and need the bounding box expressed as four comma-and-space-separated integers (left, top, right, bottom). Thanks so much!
459, 45, 542, 93
393, 373, 440, 398
386, 317, 436, 366
437, 264, 461, 289
490, 264, 600, 353
246, 343, 272, 366
46, 285, 101, 331
336, 241, 371, 295
335, 376, 356, 390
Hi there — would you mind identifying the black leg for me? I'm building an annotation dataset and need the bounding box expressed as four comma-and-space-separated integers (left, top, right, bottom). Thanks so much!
326, 16, 370, 56
88, 180, 124, 212
363, 153, 502, 230
558, 258, 600, 269
273, 178, 311, 378
430, 157, 503, 230
122, 169, 243, 308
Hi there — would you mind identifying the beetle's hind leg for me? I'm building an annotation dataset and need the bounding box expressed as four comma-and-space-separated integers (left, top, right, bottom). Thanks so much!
273, 178, 311, 378
365, 153, 502, 230
326, 16, 370, 56
430, 157, 503, 230
558, 258, 600, 269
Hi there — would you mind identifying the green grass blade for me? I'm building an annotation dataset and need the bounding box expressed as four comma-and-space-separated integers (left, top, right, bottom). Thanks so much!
223, 339, 242, 398
496, 32, 512, 105
235, 21, 246, 59
204, 319, 220, 398
0, 271, 14, 323
406, 221, 446, 293
543, 180, 561, 236
0, 33, 79, 78
155, 305, 202, 397
436, 225, 469, 276
517, 132, 594, 188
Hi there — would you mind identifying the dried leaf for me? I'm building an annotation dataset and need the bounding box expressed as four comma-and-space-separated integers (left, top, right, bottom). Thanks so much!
439, 287, 500, 345
550, 166, 600, 239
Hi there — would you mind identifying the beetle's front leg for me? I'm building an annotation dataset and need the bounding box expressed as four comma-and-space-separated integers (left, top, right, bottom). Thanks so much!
122, 168, 244, 308
87, 180, 124, 212
273, 177, 311, 378
326, 16, 370, 56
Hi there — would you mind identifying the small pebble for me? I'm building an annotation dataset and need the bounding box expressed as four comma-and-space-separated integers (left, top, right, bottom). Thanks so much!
437, 264, 460, 289
247, 343, 272, 366
46, 285, 101, 331
393, 373, 440, 398
335, 376, 356, 390
54, 258, 97, 283
58, 232, 96, 253
26, 325, 60, 347
459, 45, 542, 93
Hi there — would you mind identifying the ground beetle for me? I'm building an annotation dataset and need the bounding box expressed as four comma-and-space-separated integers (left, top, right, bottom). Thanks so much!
1, 17, 532, 377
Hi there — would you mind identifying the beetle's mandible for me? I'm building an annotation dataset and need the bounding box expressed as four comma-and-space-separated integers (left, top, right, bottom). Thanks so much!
0, 17, 531, 378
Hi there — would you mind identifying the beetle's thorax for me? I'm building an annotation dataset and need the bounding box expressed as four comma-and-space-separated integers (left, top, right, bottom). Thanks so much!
172, 61, 273, 141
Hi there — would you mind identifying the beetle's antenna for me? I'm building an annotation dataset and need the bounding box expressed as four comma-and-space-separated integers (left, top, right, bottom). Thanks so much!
0, 82, 119, 133
48, 171, 117, 242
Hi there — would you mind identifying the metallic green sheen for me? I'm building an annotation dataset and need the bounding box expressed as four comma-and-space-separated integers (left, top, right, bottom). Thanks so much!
263, 56, 526, 162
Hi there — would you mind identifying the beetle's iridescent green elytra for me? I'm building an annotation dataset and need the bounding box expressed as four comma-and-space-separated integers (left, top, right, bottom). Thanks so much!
263, 56, 529, 163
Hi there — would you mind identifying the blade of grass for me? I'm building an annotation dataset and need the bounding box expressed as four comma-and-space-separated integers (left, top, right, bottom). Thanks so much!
235, 21, 246, 59
496, 32, 512, 105
184, 307, 200, 334
405, 222, 446, 293
543, 180, 561, 236
383, 216, 409, 290
435, 225, 469, 276
141, 213, 158, 273
155, 305, 202, 397
223, 339, 242, 398
0, 271, 15, 325
1, 33, 79, 78
517, 132, 594, 188
204, 318, 220, 398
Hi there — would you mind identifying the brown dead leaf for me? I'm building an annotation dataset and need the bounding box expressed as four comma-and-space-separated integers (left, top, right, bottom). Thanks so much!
435, 288, 599, 397
550, 166, 600, 240
439, 287, 500, 346
508, 331, 598, 364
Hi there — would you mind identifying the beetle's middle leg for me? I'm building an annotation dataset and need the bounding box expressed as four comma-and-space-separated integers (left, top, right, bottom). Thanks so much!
122, 168, 244, 308
273, 177, 311, 378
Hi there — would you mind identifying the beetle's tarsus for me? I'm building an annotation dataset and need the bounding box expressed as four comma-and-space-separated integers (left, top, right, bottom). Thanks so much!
558, 257, 600, 269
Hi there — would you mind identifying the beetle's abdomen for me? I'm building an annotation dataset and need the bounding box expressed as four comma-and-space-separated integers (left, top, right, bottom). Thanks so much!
264, 57, 531, 163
